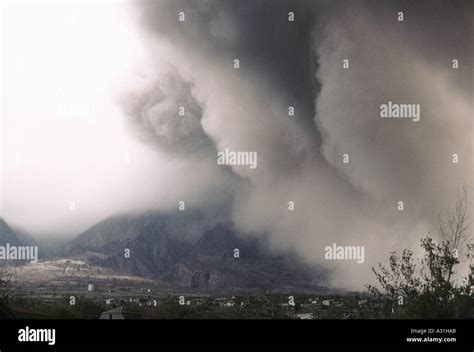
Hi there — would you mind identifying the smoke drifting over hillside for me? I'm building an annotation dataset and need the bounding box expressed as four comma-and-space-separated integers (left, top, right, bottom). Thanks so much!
117, 0, 472, 288
2, 0, 471, 289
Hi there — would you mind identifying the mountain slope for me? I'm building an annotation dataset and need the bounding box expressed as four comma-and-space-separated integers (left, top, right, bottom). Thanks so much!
0, 218, 23, 246
64, 211, 326, 292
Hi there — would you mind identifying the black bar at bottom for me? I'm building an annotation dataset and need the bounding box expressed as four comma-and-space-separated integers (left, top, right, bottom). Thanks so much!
0, 319, 472, 348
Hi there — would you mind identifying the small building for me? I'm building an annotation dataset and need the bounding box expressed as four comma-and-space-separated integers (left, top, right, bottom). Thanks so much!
88, 283, 95, 292
296, 313, 314, 320
137, 298, 148, 306
219, 301, 235, 308
99, 306, 124, 320
105, 298, 115, 305
147, 299, 157, 307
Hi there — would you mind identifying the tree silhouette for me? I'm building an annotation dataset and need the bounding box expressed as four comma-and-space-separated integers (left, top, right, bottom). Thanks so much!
367, 188, 473, 318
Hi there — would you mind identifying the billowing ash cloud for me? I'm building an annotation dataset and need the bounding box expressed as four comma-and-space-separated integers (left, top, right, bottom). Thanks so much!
122, 70, 214, 156
315, 1, 472, 215
122, 0, 472, 288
